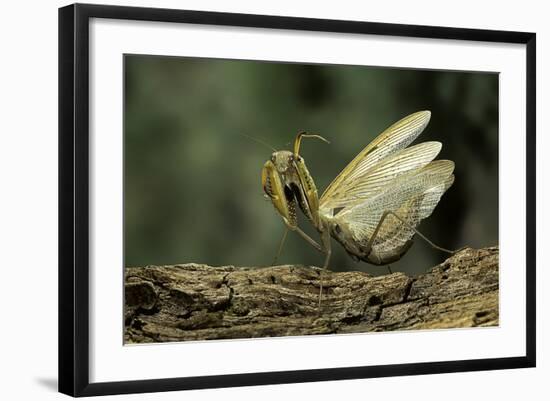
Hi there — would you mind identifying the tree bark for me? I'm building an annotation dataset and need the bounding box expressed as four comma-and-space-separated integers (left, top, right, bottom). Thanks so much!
124, 246, 498, 343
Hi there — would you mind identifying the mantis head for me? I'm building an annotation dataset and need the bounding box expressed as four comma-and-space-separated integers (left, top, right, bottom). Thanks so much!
261, 132, 329, 227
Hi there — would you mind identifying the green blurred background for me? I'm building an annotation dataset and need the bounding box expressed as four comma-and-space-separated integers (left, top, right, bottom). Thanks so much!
124, 55, 498, 276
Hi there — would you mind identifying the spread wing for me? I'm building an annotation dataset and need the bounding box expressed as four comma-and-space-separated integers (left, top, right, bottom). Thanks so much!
334, 160, 455, 260
320, 110, 433, 214
320, 141, 442, 213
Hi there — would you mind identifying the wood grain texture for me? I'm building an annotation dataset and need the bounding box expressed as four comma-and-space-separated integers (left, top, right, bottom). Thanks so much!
124, 246, 498, 343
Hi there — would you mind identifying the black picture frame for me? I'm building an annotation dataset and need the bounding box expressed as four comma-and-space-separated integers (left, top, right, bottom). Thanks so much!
58, 3, 536, 397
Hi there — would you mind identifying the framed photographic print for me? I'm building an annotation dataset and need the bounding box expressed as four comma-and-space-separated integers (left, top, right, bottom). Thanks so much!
58, 3, 536, 397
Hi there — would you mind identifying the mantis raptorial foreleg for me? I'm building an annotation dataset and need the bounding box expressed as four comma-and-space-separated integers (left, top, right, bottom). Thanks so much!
365, 210, 457, 257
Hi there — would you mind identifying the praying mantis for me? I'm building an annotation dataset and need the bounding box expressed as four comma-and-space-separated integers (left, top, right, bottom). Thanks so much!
261, 111, 456, 303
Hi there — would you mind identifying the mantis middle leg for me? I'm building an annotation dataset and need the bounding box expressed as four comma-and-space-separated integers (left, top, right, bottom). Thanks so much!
282, 217, 324, 253
318, 226, 332, 308
272, 228, 289, 265
281, 217, 332, 308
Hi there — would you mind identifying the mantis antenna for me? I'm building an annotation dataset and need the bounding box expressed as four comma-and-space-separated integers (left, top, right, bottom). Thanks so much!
293, 131, 330, 156
238, 132, 277, 152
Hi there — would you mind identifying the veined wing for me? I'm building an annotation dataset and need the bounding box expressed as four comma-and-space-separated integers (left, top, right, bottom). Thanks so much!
320, 141, 442, 213
334, 160, 454, 258
321, 110, 431, 208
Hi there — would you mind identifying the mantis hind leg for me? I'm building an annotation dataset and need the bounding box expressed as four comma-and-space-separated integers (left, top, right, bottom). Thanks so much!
365, 210, 459, 262
382, 211, 460, 254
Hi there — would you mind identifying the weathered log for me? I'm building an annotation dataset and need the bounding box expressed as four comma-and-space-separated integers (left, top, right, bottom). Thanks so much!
124, 246, 498, 343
